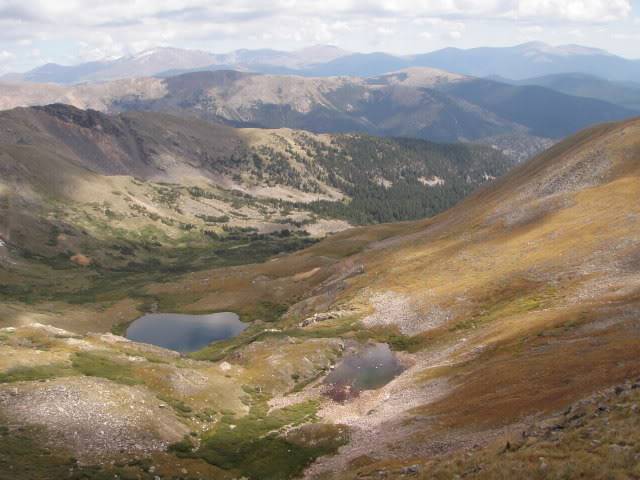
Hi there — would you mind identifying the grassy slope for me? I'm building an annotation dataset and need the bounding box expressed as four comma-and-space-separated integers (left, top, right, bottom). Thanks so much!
337, 379, 640, 479
139, 117, 640, 476
0, 105, 509, 332
0, 323, 346, 479
2, 117, 640, 478
2, 70, 635, 155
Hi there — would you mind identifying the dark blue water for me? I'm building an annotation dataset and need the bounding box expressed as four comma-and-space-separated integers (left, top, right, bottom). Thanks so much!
125, 312, 247, 353
324, 343, 404, 401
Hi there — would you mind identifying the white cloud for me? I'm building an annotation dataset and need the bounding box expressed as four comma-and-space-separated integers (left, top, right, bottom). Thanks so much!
513, 0, 631, 22
0, 50, 15, 73
613, 32, 640, 39
418, 18, 466, 30
412, 17, 466, 41
521, 25, 544, 34
290, 0, 632, 22
0, 0, 635, 71
0, 1, 631, 29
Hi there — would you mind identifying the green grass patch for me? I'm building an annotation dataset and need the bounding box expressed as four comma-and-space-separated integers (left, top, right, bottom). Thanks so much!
0, 364, 74, 383
450, 284, 558, 332
110, 320, 133, 337
168, 435, 196, 455
71, 352, 141, 386
291, 369, 326, 393
354, 325, 431, 353
239, 301, 289, 323
3, 229, 317, 310
193, 391, 334, 480
157, 394, 193, 416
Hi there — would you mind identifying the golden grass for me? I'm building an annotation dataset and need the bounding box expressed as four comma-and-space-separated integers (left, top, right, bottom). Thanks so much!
4, 119, 640, 478
141, 119, 640, 437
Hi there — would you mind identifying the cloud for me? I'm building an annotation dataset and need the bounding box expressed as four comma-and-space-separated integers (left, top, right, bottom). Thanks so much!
0, 0, 635, 72
0, 50, 14, 62
413, 17, 466, 41
513, 0, 631, 22
289, 0, 632, 22
0, 49, 15, 72
520, 25, 544, 34
376, 26, 394, 36
613, 32, 640, 39
0, 1, 632, 29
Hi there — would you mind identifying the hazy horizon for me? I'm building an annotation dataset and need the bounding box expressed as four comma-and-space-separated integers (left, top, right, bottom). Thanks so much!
1, 0, 639, 74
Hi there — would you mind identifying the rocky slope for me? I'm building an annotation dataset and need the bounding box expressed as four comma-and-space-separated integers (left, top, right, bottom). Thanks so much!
127, 117, 640, 476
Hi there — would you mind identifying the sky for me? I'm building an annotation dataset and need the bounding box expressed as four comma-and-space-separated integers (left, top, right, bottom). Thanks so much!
0, 0, 639, 73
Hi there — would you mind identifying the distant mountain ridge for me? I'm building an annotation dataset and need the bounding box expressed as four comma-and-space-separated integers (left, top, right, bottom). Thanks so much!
491, 72, 640, 111
409, 42, 640, 82
0, 104, 512, 267
0, 67, 635, 162
1, 45, 352, 84
3, 42, 639, 84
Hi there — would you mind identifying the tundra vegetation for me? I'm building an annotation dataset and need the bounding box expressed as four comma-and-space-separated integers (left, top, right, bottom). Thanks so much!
2, 113, 640, 479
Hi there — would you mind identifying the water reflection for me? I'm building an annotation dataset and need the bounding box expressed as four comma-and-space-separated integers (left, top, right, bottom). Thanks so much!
126, 312, 246, 353
324, 343, 404, 401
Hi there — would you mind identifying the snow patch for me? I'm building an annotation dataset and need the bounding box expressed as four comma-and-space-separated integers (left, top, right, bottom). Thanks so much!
133, 48, 160, 59
418, 176, 445, 187
374, 176, 393, 188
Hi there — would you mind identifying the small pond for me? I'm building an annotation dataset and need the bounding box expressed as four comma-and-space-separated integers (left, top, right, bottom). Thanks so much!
324, 343, 405, 401
125, 312, 247, 353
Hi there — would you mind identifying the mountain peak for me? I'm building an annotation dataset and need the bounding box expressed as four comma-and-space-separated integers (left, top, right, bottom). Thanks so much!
516, 41, 612, 57
296, 44, 350, 56
374, 66, 467, 86
128, 46, 212, 60
516, 41, 549, 49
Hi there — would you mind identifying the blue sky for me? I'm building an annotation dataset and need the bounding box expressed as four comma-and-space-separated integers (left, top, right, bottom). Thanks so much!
0, 0, 639, 73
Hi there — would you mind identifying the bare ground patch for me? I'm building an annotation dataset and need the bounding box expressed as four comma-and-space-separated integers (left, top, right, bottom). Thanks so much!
362, 291, 451, 335
0, 377, 188, 461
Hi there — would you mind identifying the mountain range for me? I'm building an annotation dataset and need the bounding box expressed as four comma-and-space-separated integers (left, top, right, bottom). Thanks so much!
0, 45, 351, 84
492, 72, 640, 111
1, 68, 636, 162
3, 42, 639, 84
0, 103, 511, 275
